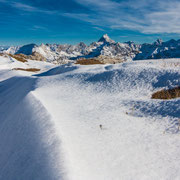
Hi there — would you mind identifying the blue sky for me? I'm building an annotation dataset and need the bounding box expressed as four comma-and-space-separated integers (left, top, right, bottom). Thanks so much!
0, 0, 180, 45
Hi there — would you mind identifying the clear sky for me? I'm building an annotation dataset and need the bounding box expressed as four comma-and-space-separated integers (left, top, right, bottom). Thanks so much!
0, 0, 180, 45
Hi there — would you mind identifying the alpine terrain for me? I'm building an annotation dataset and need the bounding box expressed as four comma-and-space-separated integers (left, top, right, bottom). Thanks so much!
0, 51, 180, 180
1, 34, 180, 64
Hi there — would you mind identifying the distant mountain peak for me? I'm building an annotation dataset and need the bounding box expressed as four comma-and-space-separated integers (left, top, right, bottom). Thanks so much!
78, 42, 86, 47
154, 38, 163, 45
98, 34, 115, 44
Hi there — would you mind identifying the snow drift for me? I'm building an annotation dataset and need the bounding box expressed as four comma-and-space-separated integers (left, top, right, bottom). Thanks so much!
0, 56, 180, 180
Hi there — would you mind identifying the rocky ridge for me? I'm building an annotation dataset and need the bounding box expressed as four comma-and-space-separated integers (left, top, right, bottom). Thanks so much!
1, 34, 180, 64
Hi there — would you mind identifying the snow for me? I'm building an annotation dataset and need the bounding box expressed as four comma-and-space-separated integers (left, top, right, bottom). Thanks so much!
0, 55, 55, 76
0, 56, 180, 180
98, 34, 115, 43
3, 35, 180, 63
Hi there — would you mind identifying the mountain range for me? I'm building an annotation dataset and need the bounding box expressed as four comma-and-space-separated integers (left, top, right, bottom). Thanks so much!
1, 34, 180, 64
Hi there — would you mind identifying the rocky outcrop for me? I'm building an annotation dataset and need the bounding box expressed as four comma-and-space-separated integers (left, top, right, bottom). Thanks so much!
76, 55, 124, 64
8, 52, 46, 63
28, 52, 46, 61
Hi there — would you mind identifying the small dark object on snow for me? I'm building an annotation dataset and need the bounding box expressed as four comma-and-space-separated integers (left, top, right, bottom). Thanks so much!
99, 124, 102, 130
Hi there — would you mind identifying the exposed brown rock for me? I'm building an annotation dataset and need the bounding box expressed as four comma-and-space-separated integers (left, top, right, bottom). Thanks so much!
96, 55, 124, 64
13, 68, 40, 72
75, 55, 124, 65
9, 54, 28, 62
28, 52, 46, 61
75, 58, 104, 65
152, 87, 180, 100
8, 52, 46, 62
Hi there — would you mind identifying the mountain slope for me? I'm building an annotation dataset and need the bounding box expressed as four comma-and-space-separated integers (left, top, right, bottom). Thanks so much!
0, 55, 180, 180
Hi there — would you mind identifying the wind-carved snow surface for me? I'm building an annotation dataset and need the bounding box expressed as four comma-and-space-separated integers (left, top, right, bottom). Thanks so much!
0, 56, 180, 180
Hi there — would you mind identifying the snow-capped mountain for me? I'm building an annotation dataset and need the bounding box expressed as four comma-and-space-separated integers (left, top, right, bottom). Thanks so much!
0, 45, 10, 52
98, 33, 115, 44
1, 34, 180, 64
135, 39, 180, 60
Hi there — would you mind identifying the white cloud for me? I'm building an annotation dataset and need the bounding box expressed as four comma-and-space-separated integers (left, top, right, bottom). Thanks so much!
2, 0, 180, 34
70, 0, 180, 34
2, 1, 57, 14
74, 0, 120, 11
63, 13, 97, 24
12, 2, 38, 11
93, 27, 105, 31
143, 1, 180, 33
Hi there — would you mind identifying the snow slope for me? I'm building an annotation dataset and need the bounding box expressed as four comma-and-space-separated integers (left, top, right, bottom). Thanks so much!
0, 54, 55, 77
0, 56, 180, 180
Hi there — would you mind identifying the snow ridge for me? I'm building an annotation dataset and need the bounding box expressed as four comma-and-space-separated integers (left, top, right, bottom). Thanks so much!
0, 55, 180, 180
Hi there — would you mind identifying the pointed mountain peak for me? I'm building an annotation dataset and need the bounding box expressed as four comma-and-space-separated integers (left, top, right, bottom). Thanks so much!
98, 34, 115, 43
78, 42, 86, 48
40, 43, 46, 47
154, 38, 163, 45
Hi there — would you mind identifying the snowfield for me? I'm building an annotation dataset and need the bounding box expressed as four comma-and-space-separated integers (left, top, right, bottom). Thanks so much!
0, 56, 180, 180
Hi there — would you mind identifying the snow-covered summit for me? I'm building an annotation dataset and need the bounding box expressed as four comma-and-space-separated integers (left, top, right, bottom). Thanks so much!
98, 34, 115, 44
